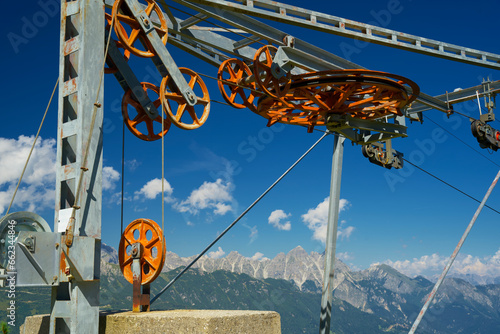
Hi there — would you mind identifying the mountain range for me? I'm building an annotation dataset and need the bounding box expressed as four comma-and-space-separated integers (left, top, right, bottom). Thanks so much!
100, 244, 500, 333
6, 244, 500, 334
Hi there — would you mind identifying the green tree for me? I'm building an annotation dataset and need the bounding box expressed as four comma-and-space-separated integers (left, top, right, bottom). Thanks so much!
0, 322, 9, 334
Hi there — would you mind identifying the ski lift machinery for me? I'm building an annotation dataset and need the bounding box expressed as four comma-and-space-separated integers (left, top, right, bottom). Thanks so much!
1, 0, 500, 333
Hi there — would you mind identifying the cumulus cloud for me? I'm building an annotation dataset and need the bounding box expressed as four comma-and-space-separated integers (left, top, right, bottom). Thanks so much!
102, 166, 120, 191
175, 179, 233, 215
268, 209, 291, 231
0, 136, 56, 215
301, 197, 353, 243
208, 246, 225, 259
134, 178, 173, 201
379, 249, 500, 279
250, 252, 269, 261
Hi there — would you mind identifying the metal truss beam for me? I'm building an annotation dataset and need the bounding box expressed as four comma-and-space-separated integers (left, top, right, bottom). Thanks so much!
408, 80, 500, 114
180, 0, 500, 70
166, 1, 454, 113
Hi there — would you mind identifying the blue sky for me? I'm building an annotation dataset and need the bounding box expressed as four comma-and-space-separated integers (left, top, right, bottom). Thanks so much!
1, 0, 500, 279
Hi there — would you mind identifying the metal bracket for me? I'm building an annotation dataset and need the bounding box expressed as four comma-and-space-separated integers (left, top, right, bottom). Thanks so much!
15, 231, 60, 287
131, 243, 150, 312
124, 0, 198, 106
326, 114, 407, 145
59, 236, 100, 283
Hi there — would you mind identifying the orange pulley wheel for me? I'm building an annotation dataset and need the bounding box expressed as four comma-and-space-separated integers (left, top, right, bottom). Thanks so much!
160, 68, 210, 130
253, 45, 291, 99
119, 218, 166, 285
217, 58, 260, 112
112, 0, 168, 58
122, 82, 171, 141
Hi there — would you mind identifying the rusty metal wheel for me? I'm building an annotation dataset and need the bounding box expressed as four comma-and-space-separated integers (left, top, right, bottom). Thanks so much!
253, 45, 291, 99
122, 82, 171, 141
160, 68, 210, 130
112, 0, 168, 58
119, 218, 166, 285
255, 70, 419, 132
217, 58, 260, 112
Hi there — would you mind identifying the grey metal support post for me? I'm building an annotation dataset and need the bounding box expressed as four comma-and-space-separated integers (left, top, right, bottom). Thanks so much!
319, 134, 345, 334
51, 0, 104, 333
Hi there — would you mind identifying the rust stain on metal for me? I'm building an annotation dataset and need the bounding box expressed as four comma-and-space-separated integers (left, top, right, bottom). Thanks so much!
59, 250, 67, 274
63, 78, 78, 97
64, 164, 74, 176
64, 37, 79, 56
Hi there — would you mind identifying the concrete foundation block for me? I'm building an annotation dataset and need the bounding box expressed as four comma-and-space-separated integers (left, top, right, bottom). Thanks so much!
21, 309, 281, 334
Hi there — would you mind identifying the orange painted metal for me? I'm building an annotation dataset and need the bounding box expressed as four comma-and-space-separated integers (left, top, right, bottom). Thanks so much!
119, 218, 166, 285
121, 82, 171, 141
253, 45, 291, 99
254, 69, 419, 132
217, 58, 262, 112
112, 0, 168, 58
160, 67, 211, 130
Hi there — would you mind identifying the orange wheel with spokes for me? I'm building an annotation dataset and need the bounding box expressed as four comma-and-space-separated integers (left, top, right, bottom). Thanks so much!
122, 82, 171, 141
217, 58, 260, 112
255, 70, 419, 132
112, 0, 168, 58
253, 45, 291, 99
160, 68, 210, 130
119, 218, 166, 285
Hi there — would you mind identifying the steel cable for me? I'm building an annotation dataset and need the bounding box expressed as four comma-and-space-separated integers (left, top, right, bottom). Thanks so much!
150, 131, 330, 304
403, 159, 500, 215
4, 78, 59, 217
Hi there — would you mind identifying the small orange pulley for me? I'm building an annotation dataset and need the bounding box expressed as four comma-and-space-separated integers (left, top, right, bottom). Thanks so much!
118, 218, 166, 285
160, 68, 211, 130
112, 0, 168, 58
217, 58, 260, 112
253, 45, 291, 99
121, 82, 171, 141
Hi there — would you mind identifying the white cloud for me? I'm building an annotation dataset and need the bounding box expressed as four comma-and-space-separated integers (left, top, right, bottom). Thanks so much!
0, 136, 56, 215
250, 252, 269, 261
338, 252, 353, 261
249, 225, 258, 243
379, 249, 500, 278
186, 221, 194, 226
102, 166, 120, 191
208, 246, 225, 259
268, 209, 291, 231
214, 203, 232, 215
134, 178, 173, 201
175, 179, 233, 215
301, 197, 353, 243
125, 159, 141, 171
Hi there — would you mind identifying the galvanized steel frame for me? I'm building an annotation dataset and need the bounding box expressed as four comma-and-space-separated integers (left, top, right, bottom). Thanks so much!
51, 0, 104, 333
